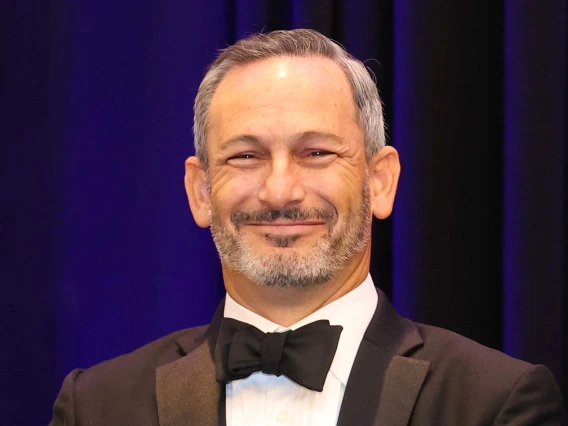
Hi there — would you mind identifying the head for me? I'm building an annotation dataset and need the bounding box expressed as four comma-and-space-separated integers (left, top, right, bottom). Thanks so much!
185, 29, 400, 289
194, 29, 386, 169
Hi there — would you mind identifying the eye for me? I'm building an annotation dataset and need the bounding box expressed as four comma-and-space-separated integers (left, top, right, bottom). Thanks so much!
226, 152, 262, 168
228, 153, 256, 160
308, 150, 334, 157
300, 149, 338, 167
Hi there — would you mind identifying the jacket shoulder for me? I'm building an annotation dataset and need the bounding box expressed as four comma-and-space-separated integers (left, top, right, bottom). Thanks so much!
411, 323, 565, 424
52, 324, 210, 425
78, 323, 209, 382
415, 322, 533, 378
415, 324, 535, 397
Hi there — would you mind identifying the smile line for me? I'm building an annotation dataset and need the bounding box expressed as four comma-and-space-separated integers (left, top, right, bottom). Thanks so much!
246, 222, 325, 226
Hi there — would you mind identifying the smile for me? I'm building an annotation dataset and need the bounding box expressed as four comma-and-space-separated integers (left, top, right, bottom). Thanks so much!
246, 221, 325, 234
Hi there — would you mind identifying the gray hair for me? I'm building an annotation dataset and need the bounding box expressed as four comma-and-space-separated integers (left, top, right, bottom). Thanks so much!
193, 29, 385, 169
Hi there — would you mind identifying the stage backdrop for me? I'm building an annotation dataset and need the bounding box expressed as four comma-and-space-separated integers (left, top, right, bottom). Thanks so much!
1, 1, 566, 424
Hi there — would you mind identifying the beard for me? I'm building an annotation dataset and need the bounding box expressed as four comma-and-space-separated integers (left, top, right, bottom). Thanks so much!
209, 179, 372, 289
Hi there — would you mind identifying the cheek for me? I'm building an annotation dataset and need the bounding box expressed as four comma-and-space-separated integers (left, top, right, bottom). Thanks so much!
211, 173, 260, 214
310, 172, 359, 210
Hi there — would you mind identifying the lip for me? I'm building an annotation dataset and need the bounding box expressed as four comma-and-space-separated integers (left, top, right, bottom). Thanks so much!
245, 221, 325, 234
248, 221, 324, 226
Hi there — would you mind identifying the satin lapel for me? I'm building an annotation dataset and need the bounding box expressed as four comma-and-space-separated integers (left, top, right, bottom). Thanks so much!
156, 303, 226, 426
337, 342, 429, 426
337, 289, 430, 426
156, 338, 224, 426
372, 355, 429, 426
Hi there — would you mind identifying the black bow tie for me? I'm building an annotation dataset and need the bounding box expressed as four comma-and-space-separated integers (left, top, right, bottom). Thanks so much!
215, 317, 343, 392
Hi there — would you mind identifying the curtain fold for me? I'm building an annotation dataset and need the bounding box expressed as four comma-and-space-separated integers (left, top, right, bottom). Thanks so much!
1, 1, 566, 424
503, 0, 566, 383
392, 0, 504, 350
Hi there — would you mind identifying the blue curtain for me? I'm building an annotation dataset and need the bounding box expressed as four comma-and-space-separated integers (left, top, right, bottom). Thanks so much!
1, 1, 566, 424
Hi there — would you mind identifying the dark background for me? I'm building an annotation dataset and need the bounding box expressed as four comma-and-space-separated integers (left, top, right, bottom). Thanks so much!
1, 1, 566, 424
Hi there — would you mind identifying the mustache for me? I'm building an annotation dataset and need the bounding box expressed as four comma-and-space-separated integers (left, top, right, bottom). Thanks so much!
231, 207, 337, 229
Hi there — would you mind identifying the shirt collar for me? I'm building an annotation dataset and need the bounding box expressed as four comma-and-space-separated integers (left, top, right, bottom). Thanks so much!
223, 274, 378, 386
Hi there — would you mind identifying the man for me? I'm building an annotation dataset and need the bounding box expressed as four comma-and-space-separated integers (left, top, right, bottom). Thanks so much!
50, 29, 566, 425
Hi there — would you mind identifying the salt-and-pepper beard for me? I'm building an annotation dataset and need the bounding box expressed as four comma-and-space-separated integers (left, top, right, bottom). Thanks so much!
209, 177, 372, 288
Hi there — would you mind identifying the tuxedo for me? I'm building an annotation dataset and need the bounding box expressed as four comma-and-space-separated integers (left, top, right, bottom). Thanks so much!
50, 288, 566, 426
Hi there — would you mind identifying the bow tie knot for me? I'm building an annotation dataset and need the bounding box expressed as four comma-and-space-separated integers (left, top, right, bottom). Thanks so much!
216, 318, 343, 392
259, 330, 290, 375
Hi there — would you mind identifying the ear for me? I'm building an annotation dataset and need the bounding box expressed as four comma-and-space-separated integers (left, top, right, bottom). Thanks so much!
184, 156, 211, 228
368, 146, 401, 219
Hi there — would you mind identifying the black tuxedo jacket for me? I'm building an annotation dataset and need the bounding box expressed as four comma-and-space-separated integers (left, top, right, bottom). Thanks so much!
50, 289, 566, 425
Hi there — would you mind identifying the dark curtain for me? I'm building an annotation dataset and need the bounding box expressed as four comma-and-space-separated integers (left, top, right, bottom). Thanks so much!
1, 1, 566, 424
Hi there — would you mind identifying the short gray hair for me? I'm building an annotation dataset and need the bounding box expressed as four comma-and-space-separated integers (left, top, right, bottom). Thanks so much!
193, 29, 385, 169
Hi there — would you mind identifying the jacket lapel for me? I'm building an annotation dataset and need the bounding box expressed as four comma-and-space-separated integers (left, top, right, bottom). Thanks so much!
156, 304, 226, 426
155, 290, 428, 426
337, 289, 430, 426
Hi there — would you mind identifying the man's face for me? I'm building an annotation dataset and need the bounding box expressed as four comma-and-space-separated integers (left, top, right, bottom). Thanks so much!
205, 56, 372, 288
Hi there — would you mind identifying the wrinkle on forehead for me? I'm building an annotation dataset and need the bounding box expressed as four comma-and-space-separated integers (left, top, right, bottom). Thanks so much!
208, 56, 359, 142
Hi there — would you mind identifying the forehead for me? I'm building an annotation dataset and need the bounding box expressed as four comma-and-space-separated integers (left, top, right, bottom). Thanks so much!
207, 56, 358, 144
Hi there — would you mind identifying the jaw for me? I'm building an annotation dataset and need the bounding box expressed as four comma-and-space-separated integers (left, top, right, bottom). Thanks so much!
219, 240, 373, 326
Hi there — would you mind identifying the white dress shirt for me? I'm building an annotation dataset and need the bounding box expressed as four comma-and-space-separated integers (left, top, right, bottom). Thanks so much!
223, 274, 379, 426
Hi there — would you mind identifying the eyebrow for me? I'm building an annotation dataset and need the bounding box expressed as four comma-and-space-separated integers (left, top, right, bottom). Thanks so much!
219, 135, 262, 151
296, 131, 345, 145
219, 131, 345, 151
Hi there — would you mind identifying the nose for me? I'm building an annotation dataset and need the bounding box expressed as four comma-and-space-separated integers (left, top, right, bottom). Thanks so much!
258, 157, 306, 211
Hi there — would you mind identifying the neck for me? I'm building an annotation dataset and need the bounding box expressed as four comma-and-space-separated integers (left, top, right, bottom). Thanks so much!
222, 246, 371, 327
